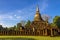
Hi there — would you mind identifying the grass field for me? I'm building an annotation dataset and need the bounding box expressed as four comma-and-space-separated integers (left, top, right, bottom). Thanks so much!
0, 36, 60, 40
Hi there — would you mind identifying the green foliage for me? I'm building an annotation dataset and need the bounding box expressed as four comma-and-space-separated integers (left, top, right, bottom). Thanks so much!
25, 20, 31, 28
50, 23, 56, 27
8, 25, 16, 30
13, 25, 17, 30
0, 25, 3, 30
53, 16, 60, 28
17, 23, 22, 28
17, 23, 22, 30
9, 27, 13, 30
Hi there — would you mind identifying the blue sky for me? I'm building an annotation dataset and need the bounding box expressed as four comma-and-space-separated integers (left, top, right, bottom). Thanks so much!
0, 0, 60, 27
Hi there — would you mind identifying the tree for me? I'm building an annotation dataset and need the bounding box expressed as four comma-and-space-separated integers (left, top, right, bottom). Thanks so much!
0, 25, 3, 31
50, 23, 56, 27
25, 20, 31, 28
53, 16, 60, 28
5, 27, 8, 30
17, 23, 22, 27
13, 25, 17, 30
17, 23, 22, 30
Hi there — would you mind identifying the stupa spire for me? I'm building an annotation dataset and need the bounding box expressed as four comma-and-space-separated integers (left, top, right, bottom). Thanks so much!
36, 5, 39, 12
34, 5, 43, 21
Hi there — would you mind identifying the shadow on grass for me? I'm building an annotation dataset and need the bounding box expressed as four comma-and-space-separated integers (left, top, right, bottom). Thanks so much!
0, 38, 36, 40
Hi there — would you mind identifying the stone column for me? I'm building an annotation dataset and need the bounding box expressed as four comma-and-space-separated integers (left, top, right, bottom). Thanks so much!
54, 29, 57, 36
43, 30, 44, 36
24, 31, 25, 35
16, 31, 17, 35
4, 31, 5, 35
45, 29, 47, 36
51, 28, 53, 36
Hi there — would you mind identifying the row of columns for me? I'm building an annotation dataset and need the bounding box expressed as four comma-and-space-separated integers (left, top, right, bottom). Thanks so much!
0, 29, 58, 36
0, 31, 45, 35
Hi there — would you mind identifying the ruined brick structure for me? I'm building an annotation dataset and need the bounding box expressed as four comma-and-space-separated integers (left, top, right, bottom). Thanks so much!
0, 6, 59, 36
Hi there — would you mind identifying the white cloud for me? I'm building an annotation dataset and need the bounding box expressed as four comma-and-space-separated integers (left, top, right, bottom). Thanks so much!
0, 15, 13, 20
0, 22, 13, 27
0, 21, 8, 27
8, 16, 13, 19
17, 10, 22, 13
16, 16, 21, 19
14, 14, 17, 17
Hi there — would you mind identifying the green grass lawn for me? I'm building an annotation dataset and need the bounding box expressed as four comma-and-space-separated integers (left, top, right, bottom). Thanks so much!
0, 36, 60, 40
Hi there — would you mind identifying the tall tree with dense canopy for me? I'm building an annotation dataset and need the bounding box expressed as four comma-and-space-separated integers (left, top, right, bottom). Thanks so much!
13, 25, 17, 30
17, 23, 22, 27
25, 20, 31, 28
53, 16, 60, 28
17, 23, 22, 30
